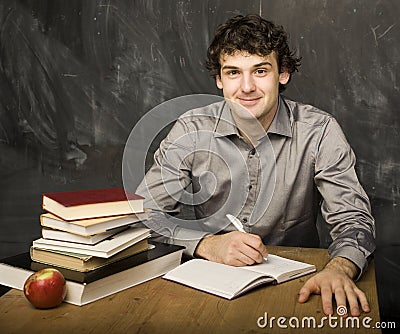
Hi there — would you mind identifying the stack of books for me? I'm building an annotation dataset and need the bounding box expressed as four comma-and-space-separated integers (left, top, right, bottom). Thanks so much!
0, 188, 184, 306
32, 187, 151, 271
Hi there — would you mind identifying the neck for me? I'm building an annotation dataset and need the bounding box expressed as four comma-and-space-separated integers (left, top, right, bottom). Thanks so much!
257, 105, 278, 132
231, 104, 279, 147
231, 113, 267, 147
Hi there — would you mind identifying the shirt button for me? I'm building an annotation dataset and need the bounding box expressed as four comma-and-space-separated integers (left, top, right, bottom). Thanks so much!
243, 218, 248, 224
249, 148, 256, 156
249, 185, 253, 190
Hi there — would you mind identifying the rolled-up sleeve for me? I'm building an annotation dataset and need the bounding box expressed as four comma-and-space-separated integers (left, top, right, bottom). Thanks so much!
314, 117, 375, 278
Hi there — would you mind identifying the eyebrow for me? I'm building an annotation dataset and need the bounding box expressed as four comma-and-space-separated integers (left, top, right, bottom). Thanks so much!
221, 61, 273, 71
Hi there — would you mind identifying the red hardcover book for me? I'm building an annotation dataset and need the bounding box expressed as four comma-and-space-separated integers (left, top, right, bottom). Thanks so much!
42, 188, 144, 221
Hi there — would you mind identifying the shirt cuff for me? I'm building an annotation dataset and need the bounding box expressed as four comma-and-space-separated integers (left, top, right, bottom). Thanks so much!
328, 245, 368, 280
166, 227, 210, 258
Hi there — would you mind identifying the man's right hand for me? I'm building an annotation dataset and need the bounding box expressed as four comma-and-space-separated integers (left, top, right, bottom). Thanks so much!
194, 232, 268, 266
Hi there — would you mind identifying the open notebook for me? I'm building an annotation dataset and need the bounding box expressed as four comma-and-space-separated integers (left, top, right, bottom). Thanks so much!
163, 254, 316, 299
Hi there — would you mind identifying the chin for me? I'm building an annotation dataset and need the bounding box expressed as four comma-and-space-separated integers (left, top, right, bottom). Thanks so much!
245, 107, 263, 119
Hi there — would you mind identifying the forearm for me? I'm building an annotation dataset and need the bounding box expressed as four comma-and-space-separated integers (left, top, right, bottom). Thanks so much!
324, 256, 359, 280
328, 226, 375, 279
193, 234, 213, 259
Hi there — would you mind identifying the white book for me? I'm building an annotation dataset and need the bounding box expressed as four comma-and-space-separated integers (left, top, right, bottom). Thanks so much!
32, 226, 151, 258
163, 255, 316, 300
41, 226, 127, 245
40, 211, 149, 236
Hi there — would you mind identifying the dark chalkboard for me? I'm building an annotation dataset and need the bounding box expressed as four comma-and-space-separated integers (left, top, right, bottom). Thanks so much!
0, 0, 399, 323
0, 0, 399, 251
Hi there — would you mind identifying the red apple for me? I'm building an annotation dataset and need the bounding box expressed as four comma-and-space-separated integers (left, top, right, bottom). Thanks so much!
23, 268, 67, 309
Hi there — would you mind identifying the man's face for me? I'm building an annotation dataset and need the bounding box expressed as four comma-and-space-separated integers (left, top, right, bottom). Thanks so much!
216, 51, 290, 128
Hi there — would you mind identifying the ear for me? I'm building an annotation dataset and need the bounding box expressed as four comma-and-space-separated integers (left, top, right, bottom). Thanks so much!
279, 71, 290, 85
216, 75, 223, 90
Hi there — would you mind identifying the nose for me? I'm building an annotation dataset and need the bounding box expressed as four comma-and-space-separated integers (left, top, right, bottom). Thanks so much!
240, 73, 256, 93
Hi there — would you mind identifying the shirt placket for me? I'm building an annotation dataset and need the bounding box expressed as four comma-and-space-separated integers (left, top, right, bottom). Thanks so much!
239, 146, 260, 231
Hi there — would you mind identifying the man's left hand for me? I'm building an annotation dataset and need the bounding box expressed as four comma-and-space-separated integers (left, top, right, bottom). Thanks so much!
297, 257, 370, 317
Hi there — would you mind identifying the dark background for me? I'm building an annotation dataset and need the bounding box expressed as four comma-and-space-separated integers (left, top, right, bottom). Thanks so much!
0, 0, 398, 327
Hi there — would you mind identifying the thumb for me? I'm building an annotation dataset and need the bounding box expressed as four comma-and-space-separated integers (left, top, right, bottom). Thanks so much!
298, 280, 314, 303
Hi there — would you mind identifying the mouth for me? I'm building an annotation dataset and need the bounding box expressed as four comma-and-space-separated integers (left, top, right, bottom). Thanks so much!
237, 97, 261, 107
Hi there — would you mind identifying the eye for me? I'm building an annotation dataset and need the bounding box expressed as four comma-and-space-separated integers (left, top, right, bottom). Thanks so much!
227, 70, 239, 76
255, 68, 268, 76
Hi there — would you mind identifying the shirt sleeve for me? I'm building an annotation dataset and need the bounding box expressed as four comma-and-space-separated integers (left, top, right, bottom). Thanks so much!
314, 117, 376, 279
135, 117, 209, 257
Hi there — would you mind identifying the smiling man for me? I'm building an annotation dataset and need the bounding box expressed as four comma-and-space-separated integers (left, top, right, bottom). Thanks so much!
216, 52, 289, 130
137, 14, 375, 317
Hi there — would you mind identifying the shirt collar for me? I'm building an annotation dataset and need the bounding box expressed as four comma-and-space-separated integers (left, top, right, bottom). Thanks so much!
213, 95, 292, 138
267, 95, 293, 138
213, 101, 239, 137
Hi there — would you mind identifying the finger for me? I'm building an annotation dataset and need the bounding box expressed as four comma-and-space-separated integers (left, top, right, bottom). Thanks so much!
332, 286, 348, 316
221, 249, 250, 266
238, 248, 257, 265
233, 235, 266, 263
243, 234, 268, 258
354, 286, 370, 313
320, 284, 334, 315
223, 243, 258, 266
222, 250, 252, 266
261, 247, 268, 259
228, 257, 252, 266
298, 279, 315, 303
238, 243, 265, 265
344, 286, 360, 316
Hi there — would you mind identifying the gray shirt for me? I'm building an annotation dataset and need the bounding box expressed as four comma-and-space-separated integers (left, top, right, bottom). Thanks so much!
137, 96, 375, 276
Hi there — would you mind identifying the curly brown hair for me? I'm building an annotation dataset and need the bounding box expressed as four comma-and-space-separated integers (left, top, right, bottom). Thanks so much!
206, 14, 301, 92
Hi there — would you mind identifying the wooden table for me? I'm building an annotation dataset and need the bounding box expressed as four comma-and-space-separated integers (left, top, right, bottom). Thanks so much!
0, 246, 381, 333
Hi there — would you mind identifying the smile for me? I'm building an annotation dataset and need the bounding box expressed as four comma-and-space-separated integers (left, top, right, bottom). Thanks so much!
238, 97, 261, 106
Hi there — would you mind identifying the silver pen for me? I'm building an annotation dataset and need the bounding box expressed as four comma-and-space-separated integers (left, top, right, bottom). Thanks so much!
226, 214, 246, 232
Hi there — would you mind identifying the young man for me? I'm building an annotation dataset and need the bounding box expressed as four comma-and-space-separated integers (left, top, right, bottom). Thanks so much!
137, 14, 375, 317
